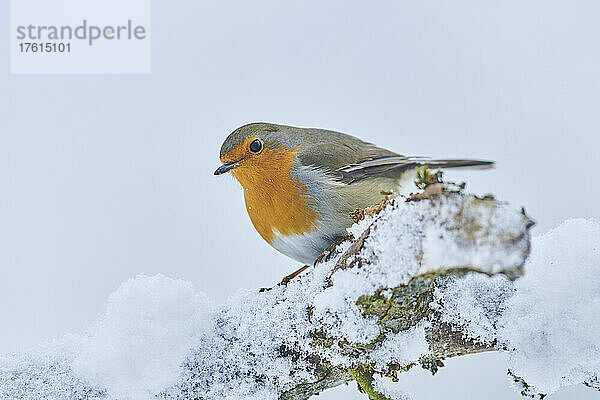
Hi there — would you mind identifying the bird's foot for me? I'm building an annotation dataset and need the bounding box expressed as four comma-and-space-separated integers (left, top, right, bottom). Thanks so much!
279, 265, 311, 286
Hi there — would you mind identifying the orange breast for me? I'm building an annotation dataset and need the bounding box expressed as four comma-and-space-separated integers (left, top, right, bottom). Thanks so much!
229, 145, 320, 244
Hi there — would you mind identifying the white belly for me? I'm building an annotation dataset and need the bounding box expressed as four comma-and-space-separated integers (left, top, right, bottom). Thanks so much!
271, 230, 332, 265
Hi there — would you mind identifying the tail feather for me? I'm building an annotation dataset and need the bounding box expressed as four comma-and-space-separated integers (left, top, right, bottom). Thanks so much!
336, 156, 494, 184
421, 159, 495, 170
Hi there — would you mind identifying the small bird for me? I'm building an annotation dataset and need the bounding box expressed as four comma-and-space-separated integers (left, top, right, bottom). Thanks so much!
215, 123, 493, 266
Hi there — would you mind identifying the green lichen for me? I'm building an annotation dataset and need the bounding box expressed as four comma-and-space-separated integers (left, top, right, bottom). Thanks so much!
419, 356, 445, 375
356, 276, 436, 334
347, 365, 394, 400
310, 330, 335, 349
280, 364, 353, 400
414, 166, 443, 190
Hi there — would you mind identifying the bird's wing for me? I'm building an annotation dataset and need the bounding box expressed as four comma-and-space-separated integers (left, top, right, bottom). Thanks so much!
336, 156, 494, 184
296, 137, 399, 174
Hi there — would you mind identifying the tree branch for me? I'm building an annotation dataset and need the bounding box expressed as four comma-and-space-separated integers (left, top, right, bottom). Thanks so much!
168, 182, 535, 400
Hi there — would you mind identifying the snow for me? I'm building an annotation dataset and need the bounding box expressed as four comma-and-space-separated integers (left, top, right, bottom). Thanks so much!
72, 275, 211, 399
434, 273, 514, 344
436, 218, 600, 396
367, 322, 429, 371
420, 199, 529, 275
1, 274, 210, 400
0, 345, 106, 400
372, 374, 411, 400
500, 218, 600, 395
361, 195, 528, 285
1, 195, 596, 399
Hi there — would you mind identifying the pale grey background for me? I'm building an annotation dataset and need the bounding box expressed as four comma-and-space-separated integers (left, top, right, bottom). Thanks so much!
1, 1, 598, 399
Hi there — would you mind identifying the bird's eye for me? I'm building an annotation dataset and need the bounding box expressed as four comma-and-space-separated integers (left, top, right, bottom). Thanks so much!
249, 139, 263, 154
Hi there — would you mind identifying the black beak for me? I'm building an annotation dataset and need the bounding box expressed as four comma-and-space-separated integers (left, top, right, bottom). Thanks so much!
214, 161, 239, 175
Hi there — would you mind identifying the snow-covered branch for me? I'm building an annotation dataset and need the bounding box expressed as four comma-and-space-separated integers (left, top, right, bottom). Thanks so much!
2, 181, 599, 400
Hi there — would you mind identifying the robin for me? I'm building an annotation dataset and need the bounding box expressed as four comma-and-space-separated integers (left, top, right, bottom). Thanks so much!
215, 122, 493, 269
